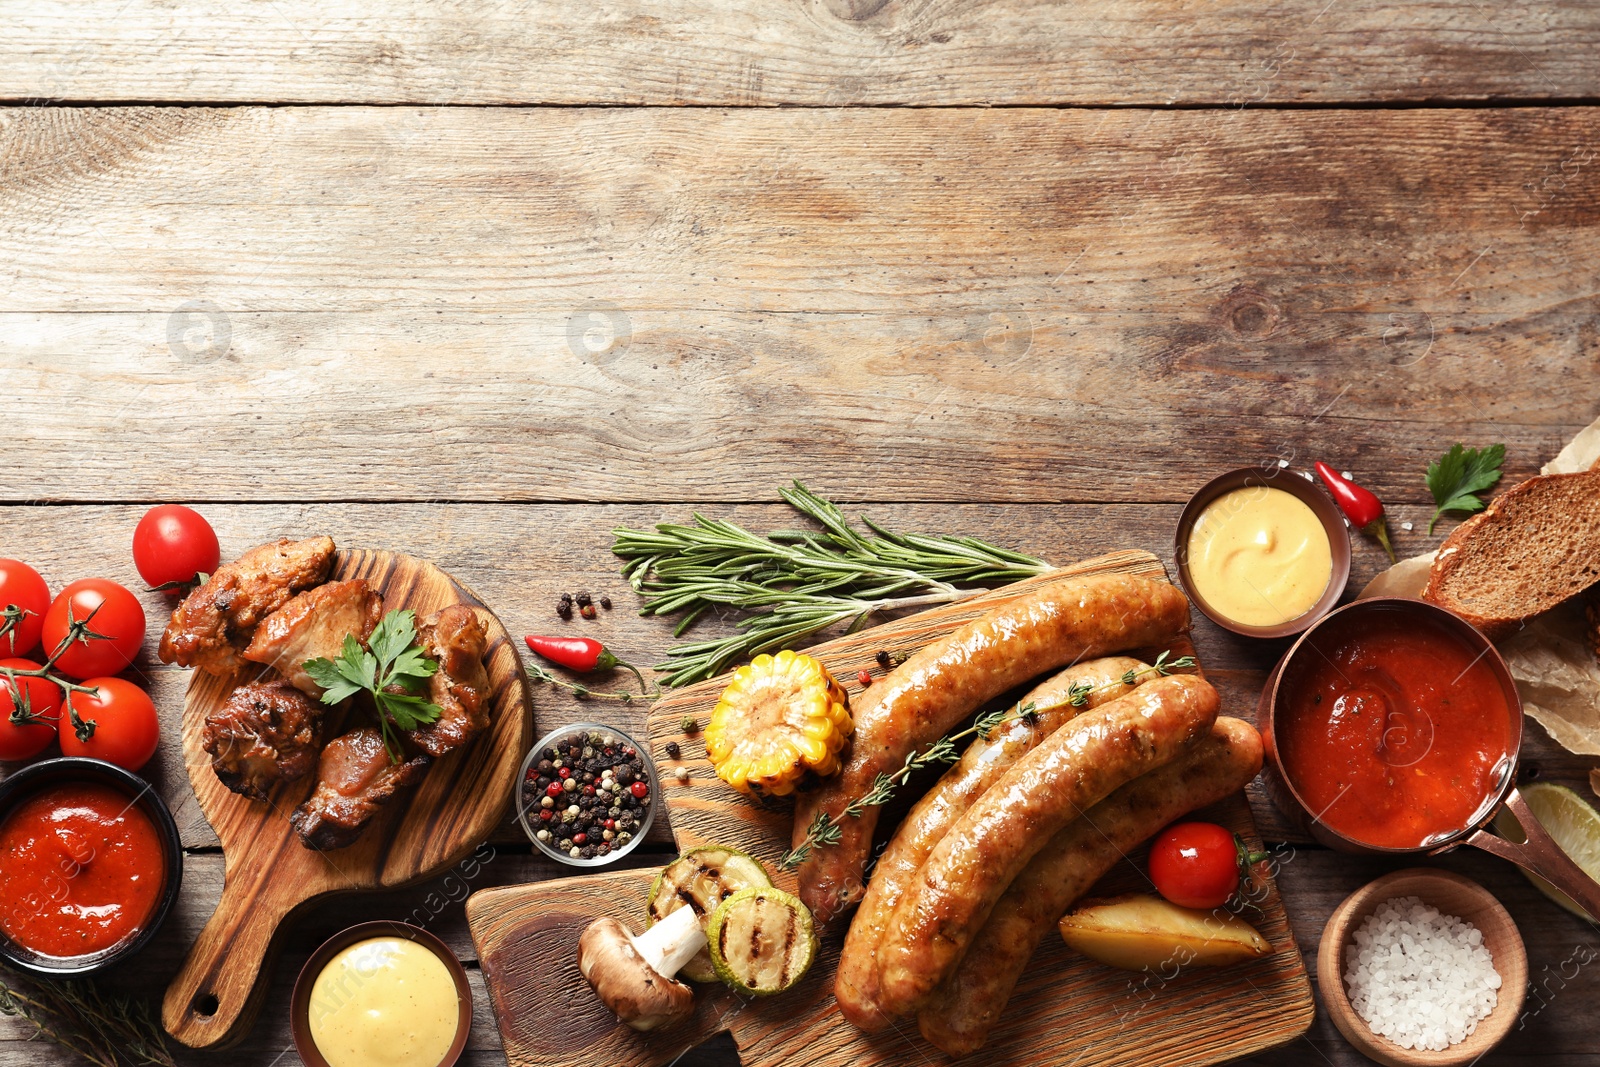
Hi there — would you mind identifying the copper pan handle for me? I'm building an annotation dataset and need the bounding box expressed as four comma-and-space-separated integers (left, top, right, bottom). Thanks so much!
1465, 786, 1600, 922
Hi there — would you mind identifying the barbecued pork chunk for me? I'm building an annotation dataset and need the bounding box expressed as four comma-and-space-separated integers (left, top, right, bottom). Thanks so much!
290, 728, 430, 850
159, 536, 337, 677
202, 681, 326, 801
242, 579, 384, 695
406, 605, 491, 758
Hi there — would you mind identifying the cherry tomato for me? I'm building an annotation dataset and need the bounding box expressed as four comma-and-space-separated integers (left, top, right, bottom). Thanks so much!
1148, 821, 1247, 909
132, 504, 221, 593
0, 559, 50, 658
41, 579, 146, 680
0, 658, 60, 761
60, 677, 159, 771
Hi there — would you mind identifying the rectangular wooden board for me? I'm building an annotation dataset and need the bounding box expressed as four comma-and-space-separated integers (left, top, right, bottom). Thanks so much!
467, 550, 1314, 1066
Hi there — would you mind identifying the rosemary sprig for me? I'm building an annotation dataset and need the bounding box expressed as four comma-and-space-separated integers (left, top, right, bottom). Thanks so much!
612, 482, 1053, 686
777, 652, 1197, 870
0, 966, 176, 1067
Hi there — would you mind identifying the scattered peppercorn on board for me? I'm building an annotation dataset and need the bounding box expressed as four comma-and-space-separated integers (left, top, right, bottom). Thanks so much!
467, 550, 1314, 1067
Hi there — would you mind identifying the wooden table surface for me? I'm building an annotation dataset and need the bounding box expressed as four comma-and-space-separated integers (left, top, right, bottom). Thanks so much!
3, 4, 1599, 1065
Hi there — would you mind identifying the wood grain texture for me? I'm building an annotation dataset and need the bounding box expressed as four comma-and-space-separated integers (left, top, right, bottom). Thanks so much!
4, 501, 1594, 853
161, 549, 533, 1049
2, 0, 1598, 106
2, 106, 1597, 502
469, 552, 1315, 1067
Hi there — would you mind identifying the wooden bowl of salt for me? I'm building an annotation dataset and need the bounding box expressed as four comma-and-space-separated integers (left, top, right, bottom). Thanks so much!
1319, 869, 1527, 1067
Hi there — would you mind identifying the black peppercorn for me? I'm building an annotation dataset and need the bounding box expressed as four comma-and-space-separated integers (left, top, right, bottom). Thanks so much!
600, 596, 612, 610
664, 741, 681, 759
876, 649, 892, 668
576, 592, 593, 607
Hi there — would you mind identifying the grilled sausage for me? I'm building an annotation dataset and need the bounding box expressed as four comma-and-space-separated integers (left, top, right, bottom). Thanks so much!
793, 574, 1190, 924
834, 655, 1153, 1031
917, 717, 1264, 1057
872, 674, 1220, 1016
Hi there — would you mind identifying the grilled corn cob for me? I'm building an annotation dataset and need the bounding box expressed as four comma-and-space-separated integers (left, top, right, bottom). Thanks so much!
704, 650, 852, 796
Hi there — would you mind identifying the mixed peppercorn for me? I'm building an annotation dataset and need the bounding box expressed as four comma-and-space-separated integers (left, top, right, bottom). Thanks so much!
522, 730, 651, 860
555, 591, 613, 620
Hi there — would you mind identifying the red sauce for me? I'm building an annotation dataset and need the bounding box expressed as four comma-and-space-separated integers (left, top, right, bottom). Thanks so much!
0, 782, 165, 959
1278, 607, 1513, 849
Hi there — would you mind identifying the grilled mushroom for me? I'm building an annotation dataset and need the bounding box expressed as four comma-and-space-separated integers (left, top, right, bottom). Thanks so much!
576, 905, 704, 1032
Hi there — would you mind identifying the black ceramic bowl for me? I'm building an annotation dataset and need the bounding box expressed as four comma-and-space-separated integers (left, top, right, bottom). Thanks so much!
0, 757, 183, 976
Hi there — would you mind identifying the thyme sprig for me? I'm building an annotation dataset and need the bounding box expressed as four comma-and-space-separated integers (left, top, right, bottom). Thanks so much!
612, 482, 1053, 687
0, 966, 176, 1067
525, 662, 661, 704
778, 652, 1196, 870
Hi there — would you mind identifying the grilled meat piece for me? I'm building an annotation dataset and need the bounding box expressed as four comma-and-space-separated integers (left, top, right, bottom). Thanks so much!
290, 728, 430, 850
407, 605, 491, 758
243, 579, 384, 695
159, 537, 337, 676
202, 681, 326, 801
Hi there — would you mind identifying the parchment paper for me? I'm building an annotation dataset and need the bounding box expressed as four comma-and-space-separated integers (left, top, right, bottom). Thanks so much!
1358, 414, 1600, 757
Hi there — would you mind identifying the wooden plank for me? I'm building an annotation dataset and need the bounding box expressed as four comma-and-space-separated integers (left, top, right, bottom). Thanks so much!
2, 502, 1593, 854
474, 553, 1314, 1067
2, 0, 1598, 106
3, 106, 1597, 502
5, 828, 1600, 1064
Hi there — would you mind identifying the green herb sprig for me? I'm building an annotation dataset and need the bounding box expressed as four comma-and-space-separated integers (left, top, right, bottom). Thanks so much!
303, 609, 443, 762
778, 652, 1196, 870
1426, 443, 1506, 534
612, 482, 1053, 687
0, 965, 176, 1067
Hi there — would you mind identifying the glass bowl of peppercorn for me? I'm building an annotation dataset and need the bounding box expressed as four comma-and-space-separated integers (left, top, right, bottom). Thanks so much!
516, 723, 658, 866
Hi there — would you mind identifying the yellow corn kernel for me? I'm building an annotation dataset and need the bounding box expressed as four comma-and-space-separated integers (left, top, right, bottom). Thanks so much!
703, 650, 854, 796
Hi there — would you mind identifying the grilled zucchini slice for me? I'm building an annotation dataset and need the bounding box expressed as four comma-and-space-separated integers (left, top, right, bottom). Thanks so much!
647, 846, 772, 983
707, 886, 817, 996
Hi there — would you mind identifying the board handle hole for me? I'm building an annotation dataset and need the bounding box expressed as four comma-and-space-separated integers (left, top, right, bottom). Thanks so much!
192, 992, 219, 1017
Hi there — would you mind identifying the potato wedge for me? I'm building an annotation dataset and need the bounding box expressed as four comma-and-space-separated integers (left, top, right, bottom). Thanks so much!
1058, 893, 1270, 971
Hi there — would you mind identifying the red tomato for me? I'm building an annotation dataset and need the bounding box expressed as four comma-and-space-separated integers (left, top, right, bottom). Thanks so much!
60, 677, 159, 771
41, 579, 146, 680
1148, 821, 1246, 910
0, 658, 60, 761
0, 559, 51, 658
132, 505, 220, 593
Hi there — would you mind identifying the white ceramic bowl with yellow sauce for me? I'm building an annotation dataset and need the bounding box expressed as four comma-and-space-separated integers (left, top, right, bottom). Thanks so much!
292, 922, 472, 1067
1174, 466, 1351, 639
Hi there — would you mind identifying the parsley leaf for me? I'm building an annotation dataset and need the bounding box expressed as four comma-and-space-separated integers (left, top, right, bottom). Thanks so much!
1426, 443, 1506, 534
303, 609, 443, 761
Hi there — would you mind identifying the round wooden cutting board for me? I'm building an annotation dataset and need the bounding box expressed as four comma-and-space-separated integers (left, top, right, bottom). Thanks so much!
161, 549, 532, 1049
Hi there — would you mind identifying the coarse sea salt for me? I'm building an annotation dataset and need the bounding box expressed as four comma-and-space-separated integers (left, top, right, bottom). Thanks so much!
1343, 895, 1501, 1052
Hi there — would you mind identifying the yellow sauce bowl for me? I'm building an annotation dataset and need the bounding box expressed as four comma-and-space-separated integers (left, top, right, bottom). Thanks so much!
1175, 466, 1351, 639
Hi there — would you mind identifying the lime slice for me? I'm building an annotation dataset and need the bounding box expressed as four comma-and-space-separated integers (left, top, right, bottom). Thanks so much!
1493, 782, 1600, 919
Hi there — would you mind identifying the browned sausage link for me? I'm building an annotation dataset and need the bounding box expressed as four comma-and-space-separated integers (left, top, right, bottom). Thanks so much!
793, 574, 1190, 924
834, 655, 1153, 1031
873, 674, 1220, 1016
917, 717, 1265, 1057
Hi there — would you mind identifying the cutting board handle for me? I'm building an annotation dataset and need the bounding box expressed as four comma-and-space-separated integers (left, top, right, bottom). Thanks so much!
162, 852, 305, 1049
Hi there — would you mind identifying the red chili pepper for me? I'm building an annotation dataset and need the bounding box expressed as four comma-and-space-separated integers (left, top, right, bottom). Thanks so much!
1314, 463, 1396, 563
525, 635, 647, 692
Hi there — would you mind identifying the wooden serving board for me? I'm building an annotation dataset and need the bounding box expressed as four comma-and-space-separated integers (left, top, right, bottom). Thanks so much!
163, 549, 533, 1049
468, 550, 1314, 1066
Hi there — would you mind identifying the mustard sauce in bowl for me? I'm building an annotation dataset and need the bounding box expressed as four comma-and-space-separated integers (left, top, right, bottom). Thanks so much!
1175, 468, 1351, 639
1185, 485, 1333, 627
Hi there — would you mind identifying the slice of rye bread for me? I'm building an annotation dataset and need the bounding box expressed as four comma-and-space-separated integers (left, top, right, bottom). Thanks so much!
1423, 465, 1600, 639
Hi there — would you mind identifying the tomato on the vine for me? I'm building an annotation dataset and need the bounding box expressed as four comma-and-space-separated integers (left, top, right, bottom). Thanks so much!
60, 677, 159, 771
41, 579, 146, 680
0, 657, 60, 761
1148, 821, 1261, 910
133, 505, 220, 593
0, 559, 51, 658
